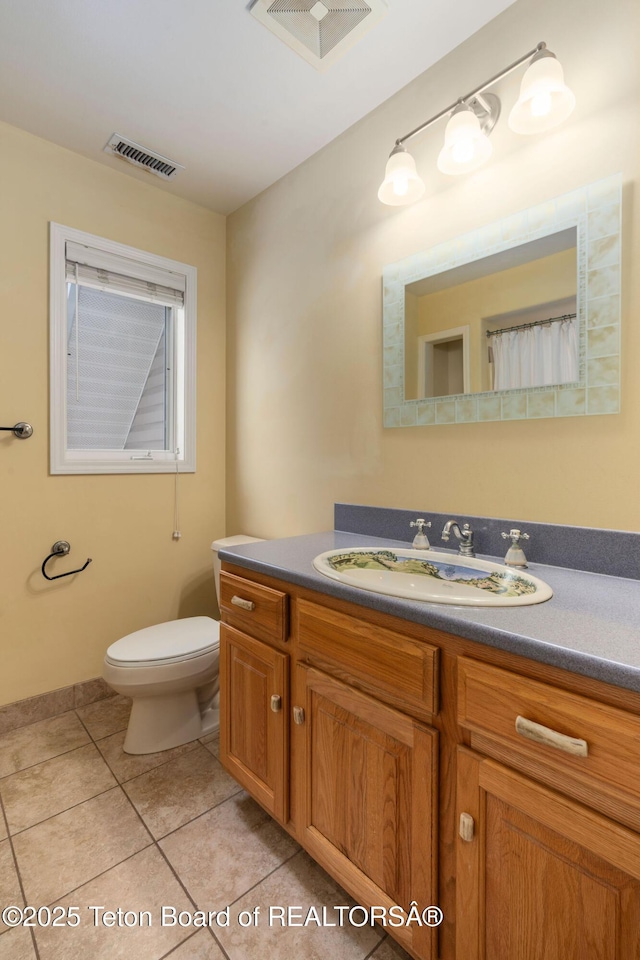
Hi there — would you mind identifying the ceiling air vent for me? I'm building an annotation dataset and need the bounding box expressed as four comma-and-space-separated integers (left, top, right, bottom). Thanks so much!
103, 135, 185, 180
250, 0, 387, 72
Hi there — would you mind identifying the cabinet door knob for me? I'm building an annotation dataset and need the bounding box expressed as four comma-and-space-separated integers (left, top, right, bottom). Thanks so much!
459, 812, 475, 842
231, 595, 256, 611
270, 695, 282, 713
293, 706, 305, 725
515, 715, 588, 757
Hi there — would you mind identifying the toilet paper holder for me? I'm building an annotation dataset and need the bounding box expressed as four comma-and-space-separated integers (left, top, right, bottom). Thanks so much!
1, 421, 33, 439
42, 541, 92, 581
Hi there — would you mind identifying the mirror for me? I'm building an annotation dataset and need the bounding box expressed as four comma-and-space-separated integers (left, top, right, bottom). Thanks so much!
404, 229, 577, 399
383, 175, 621, 427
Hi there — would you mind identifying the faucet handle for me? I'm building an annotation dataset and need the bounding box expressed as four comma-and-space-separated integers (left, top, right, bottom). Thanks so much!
410, 518, 431, 533
410, 518, 431, 549
501, 529, 530, 544
501, 529, 530, 568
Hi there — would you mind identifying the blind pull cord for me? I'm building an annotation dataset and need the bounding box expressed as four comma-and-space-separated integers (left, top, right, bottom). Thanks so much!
172, 448, 181, 540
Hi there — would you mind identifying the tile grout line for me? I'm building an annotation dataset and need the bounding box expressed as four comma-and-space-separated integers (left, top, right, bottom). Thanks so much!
5, 720, 231, 881
120, 739, 219, 788
77, 705, 218, 786
73, 707, 118, 747
145, 769, 303, 943
147, 774, 300, 960
0, 737, 94, 782
0, 789, 42, 959
223, 845, 304, 910
0, 703, 79, 741
204, 843, 393, 958
114, 771, 226, 958
0, 740, 115, 790
363, 934, 390, 959
153, 837, 233, 960
117, 746, 290, 960
154, 784, 245, 843
157, 927, 217, 960
103, 739, 203, 787
7, 783, 122, 840
41, 840, 155, 911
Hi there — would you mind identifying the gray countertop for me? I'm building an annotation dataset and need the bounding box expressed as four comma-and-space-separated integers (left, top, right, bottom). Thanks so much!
220, 531, 640, 695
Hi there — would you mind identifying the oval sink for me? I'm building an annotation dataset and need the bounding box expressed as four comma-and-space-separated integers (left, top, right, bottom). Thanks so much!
313, 547, 553, 606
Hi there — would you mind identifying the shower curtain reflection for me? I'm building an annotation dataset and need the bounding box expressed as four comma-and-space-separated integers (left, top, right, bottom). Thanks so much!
490, 316, 578, 391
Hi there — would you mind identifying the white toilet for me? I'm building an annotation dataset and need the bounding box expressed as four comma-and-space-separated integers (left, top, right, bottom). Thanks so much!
103, 535, 262, 755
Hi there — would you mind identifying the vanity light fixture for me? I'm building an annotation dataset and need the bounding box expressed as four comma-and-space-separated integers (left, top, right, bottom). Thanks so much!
378, 42, 575, 206
377, 145, 426, 205
436, 97, 498, 175
508, 48, 576, 134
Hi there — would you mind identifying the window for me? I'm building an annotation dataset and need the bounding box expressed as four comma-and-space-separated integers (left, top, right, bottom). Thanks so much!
50, 224, 196, 474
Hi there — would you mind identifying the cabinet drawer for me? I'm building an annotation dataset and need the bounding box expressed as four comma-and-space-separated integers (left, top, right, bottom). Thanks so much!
220, 572, 288, 645
458, 657, 640, 808
297, 599, 438, 720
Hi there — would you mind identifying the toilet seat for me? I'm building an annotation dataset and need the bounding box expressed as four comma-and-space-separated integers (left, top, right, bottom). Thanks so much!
105, 616, 219, 668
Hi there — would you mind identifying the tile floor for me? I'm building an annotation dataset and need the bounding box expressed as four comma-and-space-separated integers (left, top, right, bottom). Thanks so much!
0, 695, 412, 960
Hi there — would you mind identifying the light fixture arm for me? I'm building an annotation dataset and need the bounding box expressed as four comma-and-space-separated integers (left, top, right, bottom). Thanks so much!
394, 42, 546, 149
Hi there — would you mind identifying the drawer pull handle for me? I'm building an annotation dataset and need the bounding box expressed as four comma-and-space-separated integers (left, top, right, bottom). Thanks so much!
515, 715, 588, 757
231, 595, 256, 611
293, 706, 305, 725
270, 694, 282, 713
459, 813, 475, 842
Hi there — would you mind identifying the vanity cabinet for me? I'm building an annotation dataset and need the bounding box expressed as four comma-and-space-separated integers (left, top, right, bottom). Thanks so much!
293, 599, 440, 959
456, 658, 640, 959
219, 562, 640, 960
455, 748, 640, 959
218, 572, 289, 823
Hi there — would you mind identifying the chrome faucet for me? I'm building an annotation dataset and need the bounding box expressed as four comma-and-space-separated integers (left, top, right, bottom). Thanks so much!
441, 520, 475, 557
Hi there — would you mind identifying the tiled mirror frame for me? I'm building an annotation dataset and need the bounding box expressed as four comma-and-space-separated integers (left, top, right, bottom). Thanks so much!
382, 174, 622, 427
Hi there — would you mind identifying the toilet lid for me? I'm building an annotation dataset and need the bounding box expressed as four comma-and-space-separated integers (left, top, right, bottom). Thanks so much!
106, 617, 219, 665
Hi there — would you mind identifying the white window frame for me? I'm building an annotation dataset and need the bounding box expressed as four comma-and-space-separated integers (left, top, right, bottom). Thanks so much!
49, 223, 197, 474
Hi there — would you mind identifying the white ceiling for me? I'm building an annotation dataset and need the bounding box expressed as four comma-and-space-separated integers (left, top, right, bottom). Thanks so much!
0, 0, 517, 214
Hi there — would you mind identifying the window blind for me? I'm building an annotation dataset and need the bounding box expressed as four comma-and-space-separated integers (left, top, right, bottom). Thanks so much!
65, 241, 185, 306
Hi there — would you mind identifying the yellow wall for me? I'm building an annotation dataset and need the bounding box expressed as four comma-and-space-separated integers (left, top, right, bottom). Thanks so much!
0, 121, 226, 706
227, 0, 640, 538
406, 247, 577, 393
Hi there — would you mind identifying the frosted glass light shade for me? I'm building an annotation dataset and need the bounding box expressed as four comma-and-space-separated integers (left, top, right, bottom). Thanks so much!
378, 149, 426, 205
437, 106, 493, 176
508, 53, 575, 134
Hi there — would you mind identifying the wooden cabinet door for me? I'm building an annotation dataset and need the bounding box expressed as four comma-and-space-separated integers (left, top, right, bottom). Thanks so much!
295, 664, 439, 960
456, 747, 640, 960
220, 623, 289, 823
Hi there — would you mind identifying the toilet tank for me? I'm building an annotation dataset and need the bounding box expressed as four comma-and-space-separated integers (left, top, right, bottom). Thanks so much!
211, 535, 264, 601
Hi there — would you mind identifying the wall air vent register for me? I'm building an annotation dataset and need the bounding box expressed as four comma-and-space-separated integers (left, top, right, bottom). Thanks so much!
250, 0, 388, 71
103, 134, 185, 180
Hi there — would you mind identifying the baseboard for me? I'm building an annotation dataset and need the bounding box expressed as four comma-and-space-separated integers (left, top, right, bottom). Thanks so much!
0, 677, 114, 737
